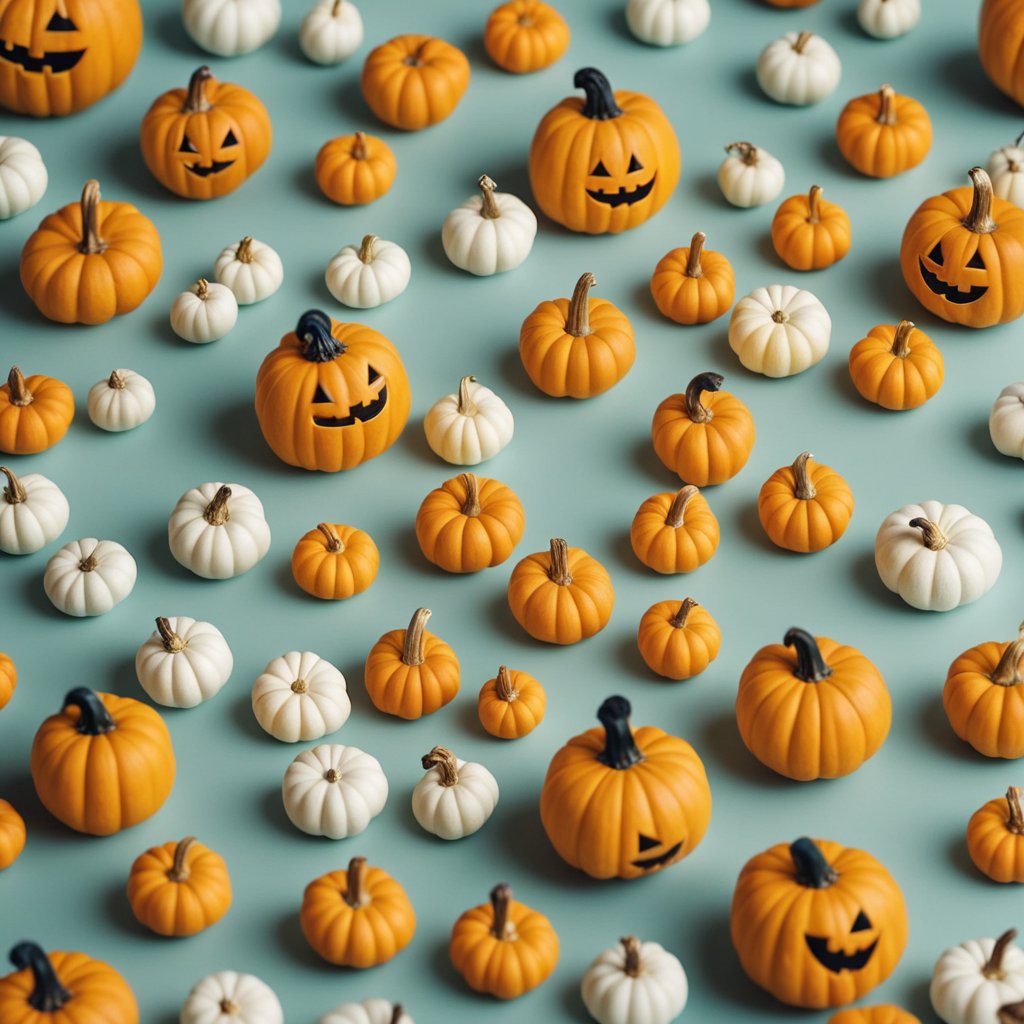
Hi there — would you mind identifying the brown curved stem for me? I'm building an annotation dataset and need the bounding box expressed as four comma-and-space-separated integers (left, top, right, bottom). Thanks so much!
167, 836, 196, 882
890, 320, 915, 358
457, 375, 477, 415
203, 486, 232, 526
195, 278, 209, 300
792, 452, 816, 500
546, 538, 572, 586
156, 617, 187, 653
461, 473, 481, 517
78, 554, 98, 572
357, 234, 377, 264
1007, 787, 1024, 834
684, 372, 723, 424
984, 929, 1018, 979
6, 367, 30, 406
316, 523, 343, 552
236, 236, 254, 264
79, 180, 105, 254
344, 856, 368, 908
422, 745, 459, 786
685, 232, 706, 278
964, 167, 998, 234
389, 1007, 404, 1024
495, 665, 517, 701
566, 273, 596, 337
402, 608, 431, 666
909, 517, 948, 551
793, 31, 813, 53
999, 1001, 1024, 1024
332, 0, 344, 15
666, 485, 699, 527
184, 66, 213, 113
621, 936, 642, 977
876, 84, 897, 125
1, 466, 26, 504
725, 142, 759, 165
478, 175, 500, 219
806, 185, 823, 224
490, 883, 514, 940
351, 130, 368, 160
670, 598, 697, 628
992, 626, 1024, 686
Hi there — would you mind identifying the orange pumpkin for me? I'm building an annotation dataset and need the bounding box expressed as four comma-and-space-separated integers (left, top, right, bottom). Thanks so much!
0, 367, 74, 457
636, 597, 721, 681
848, 320, 944, 411
519, 272, 635, 399
300, 856, 416, 968
127, 836, 232, 937
484, 0, 569, 73
0, 651, 16, 711
30, 687, 175, 836
630, 485, 720, 574
360, 35, 470, 130
315, 130, 396, 206
651, 371, 756, 486
415, 473, 525, 574
650, 231, 735, 325
20, 180, 162, 325
967, 785, 1024, 883
478, 666, 546, 739
290, 522, 379, 600
829, 1008, 921, 1024
836, 84, 932, 178
771, 185, 852, 271
980, 0, 1024, 107
507, 537, 614, 645
0, 800, 26, 871
140, 66, 272, 201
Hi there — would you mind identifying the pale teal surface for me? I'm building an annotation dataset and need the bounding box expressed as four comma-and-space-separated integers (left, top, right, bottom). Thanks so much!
0, 0, 1022, 1020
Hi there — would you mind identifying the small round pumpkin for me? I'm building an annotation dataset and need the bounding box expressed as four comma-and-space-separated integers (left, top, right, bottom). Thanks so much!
989, 131, 1024, 206
411, 745, 499, 840
848, 320, 944, 411
991, 381, 1024, 458
291, 522, 379, 600
87, 368, 156, 432
299, 0, 363, 65
423, 375, 514, 465
320, 1001, 412, 1024
478, 665, 546, 739
836, 84, 932, 178
214, 235, 283, 304
636, 597, 721, 681
650, 231, 735, 325
135, 616, 233, 709
181, 971, 282, 1024
630, 485, 720, 573
170, 278, 238, 344
858, 0, 920, 38
0, 466, 68, 556
829, 1009, 920, 1024
484, 0, 570, 73
0, 651, 15, 711
967, 786, 1024, 883
0, 137, 46, 220
326, 235, 410, 309
771, 185, 852, 271
0, 368, 74, 456
718, 141, 785, 208
0, 800, 25, 871
252, 652, 351, 743
315, 131, 396, 206
581, 935, 688, 1024
980, 0, 1024, 107
931, 929, 1024, 1024
757, 31, 841, 106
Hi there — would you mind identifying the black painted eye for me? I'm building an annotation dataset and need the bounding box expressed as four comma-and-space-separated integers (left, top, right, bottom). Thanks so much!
637, 834, 660, 852
927, 242, 943, 265
627, 154, 644, 173
222, 129, 238, 147
46, 12, 77, 30
178, 135, 198, 154
367, 365, 380, 384
590, 159, 610, 177
851, 910, 872, 933
312, 385, 334, 403
967, 249, 986, 269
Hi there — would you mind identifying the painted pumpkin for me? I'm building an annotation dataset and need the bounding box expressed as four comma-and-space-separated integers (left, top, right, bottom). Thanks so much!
291, 522, 379, 600
967, 786, 1024, 883
255, 309, 411, 472
836, 84, 932, 178
0, 800, 25, 870
830, 1007, 921, 1024
980, 0, 1024, 107
849, 320, 944, 410
636, 597, 721, 681
528, 66, 681, 234
650, 231, 735, 325
771, 185, 852, 271
0, 651, 15, 710
630, 484, 720, 574
0, 367, 73, 455
315, 131, 396, 206
478, 665, 546, 739
484, 0, 569, 73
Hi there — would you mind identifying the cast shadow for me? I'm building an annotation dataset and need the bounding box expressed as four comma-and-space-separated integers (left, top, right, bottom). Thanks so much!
146, 525, 189, 582
694, 710, 793, 790
497, 347, 542, 402
21, 572, 61, 620
935, 47, 1021, 116
629, 437, 677, 486
103, 878, 150, 937
232, 692, 272, 743
864, 256, 917, 321
816, 135, 863, 181
831, 361, 867, 411
0, 260, 44, 327
431, 935, 476, 996
630, 281, 667, 327
905, 978, 937, 1020
418, 229, 455, 275
848, 550, 911, 610
2, 770, 92, 844
335, 79, 374, 124
737, 67, 767, 104
691, 171, 731, 211
260, 787, 299, 839
947, 831, 985, 883
274, 909, 329, 970
398, 421, 444, 467
917, 693, 981, 763
614, 634, 658, 684
731, 500, 784, 557
206, 400, 299, 474
390, 523, 445, 578
605, 6, 636, 43
560, 978, 595, 1022
293, 163, 328, 206
604, 525, 645, 576
486, 588, 529, 645
101, 138, 168, 200
966, 419, 1012, 467
154, 10, 202, 58
493, 796, 598, 888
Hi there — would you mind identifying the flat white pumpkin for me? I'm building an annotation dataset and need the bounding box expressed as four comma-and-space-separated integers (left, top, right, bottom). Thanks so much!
423, 375, 514, 465
0, 465, 69, 555
135, 616, 233, 709
171, 279, 238, 344
857, 0, 920, 39
442, 175, 537, 276
168, 481, 271, 580
182, 0, 282, 56
411, 745, 499, 840
180, 970, 284, 1024
931, 930, 1024, 1024
718, 142, 785, 208
44, 538, 137, 617
756, 31, 841, 106
299, 0, 364, 65
325, 234, 411, 309
728, 284, 831, 377
0, 136, 47, 220
581, 936, 688, 1024
320, 999, 414, 1024
87, 369, 156, 432
625, 0, 710, 46
251, 650, 351, 742
990, 381, 1024, 458
988, 135, 1024, 207
874, 500, 1002, 612
214, 236, 284, 304
282, 743, 388, 839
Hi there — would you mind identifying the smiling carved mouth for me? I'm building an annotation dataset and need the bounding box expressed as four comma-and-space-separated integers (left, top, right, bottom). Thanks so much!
630, 839, 682, 871
0, 40, 85, 73
918, 258, 988, 305
186, 160, 236, 178
586, 174, 656, 207
313, 375, 387, 427
805, 935, 879, 974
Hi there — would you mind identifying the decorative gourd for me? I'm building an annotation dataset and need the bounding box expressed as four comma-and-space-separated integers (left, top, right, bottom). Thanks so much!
0, 652, 15, 710
771, 185, 852, 271
519, 272, 636, 398
423, 376, 514, 465
651, 372, 756, 485
315, 132, 396, 205
135, 616, 233, 708
0, 137, 46, 219
360, 35, 470, 130
636, 598, 721, 681
836, 84, 932, 178
364, 607, 460, 718
30, 687, 175, 835
728, 285, 831, 377
0, 801, 25, 870
980, 0, 1024, 107
757, 31, 842, 106
484, 0, 569, 72
731, 837, 909, 1008
44, 538, 136, 617
450, 883, 559, 999
931, 930, 1024, 1023
20, 180, 162, 325
988, 133, 1024, 205
874, 501, 1002, 611
282, 744, 387, 838
442, 175, 537, 276
630, 485, 720, 573
0, 367, 74, 455
540, 696, 711, 879
168, 482, 271, 580
718, 142, 785, 208
991, 382, 1024, 458
529, 67, 681, 234
478, 666, 546, 739
290, 522, 379, 600
127, 836, 232, 937
900, 167, 1024, 328
848, 320, 944, 411
325, 235, 410, 309
320, 1001, 413, 1024
182, 0, 281, 56
626, 0, 709, 46
299, 0, 363, 65
581, 935, 688, 1024
415, 473, 525, 573
857, 0, 920, 38
0, 465, 69, 555
411, 745, 499, 840
830, 1008, 921, 1024
301, 857, 415, 967
170, 279, 238, 344
214, 236, 283, 304
180, 971, 282, 1024
967, 786, 1024, 882
650, 232, 735, 325
252, 650, 351, 742
86, 369, 155, 431
255, 309, 410, 472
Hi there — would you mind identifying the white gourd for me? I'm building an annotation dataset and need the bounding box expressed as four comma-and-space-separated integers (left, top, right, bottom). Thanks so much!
718, 142, 785, 208
857, 0, 920, 39
625, 0, 710, 46
442, 175, 537, 276
325, 235, 411, 309
170, 279, 238, 344
251, 651, 351, 742
87, 369, 156, 432
135, 616, 233, 708
320, 1001, 414, 1024
43, 538, 137, 617
299, 0, 364, 65
930, 930, 1024, 1024
987, 135, 1024, 207
423, 375, 514, 465
411, 745, 499, 840
182, 0, 282, 57
581, 936, 688, 1024
756, 31, 841, 106
0, 137, 47, 220
990, 382, 1024, 459
728, 285, 831, 377
214, 236, 284, 304
180, 970, 284, 1024
0, 466, 69, 556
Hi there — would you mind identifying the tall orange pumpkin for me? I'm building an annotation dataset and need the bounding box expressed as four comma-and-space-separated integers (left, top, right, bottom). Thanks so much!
0, 651, 16, 711
980, 0, 1024, 108
0, 367, 74, 455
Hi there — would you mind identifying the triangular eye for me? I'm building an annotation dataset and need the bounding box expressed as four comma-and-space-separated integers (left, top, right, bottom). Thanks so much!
637, 833, 660, 852
178, 135, 198, 154
46, 12, 77, 30
222, 129, 238, 147
927, 242, 943, 265
851, 910, 872, 933
967, 249, 986, 269
627, 154, 644, 173
312, 384, 333, 404
590, 160, 611, 177
367, 364, 381, 384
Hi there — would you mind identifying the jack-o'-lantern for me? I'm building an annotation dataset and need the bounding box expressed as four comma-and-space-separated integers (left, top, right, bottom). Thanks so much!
528, 66, 681, 234
255, 309, 410, 472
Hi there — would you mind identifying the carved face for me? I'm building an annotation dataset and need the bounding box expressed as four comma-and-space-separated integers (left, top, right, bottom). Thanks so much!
310, 364, 388, 428
179, 126, 239, 180
805, 909, 879, 974
586, 153, 656, 209
632, 831, 684, 872
918, 239, 988, 305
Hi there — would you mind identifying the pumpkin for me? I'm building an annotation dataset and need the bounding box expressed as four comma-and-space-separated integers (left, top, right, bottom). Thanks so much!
0, 0, 143, 117
364, 607, 460, 718
848, 320, 944, 411
315, 131, 396, 206
484, 0, 569, 72
442, 175, 537, 276
214, 235, 283, 304
991, 382, 1024, 458
0, 137, 46, 219
0, 651, 15, 710
360, 34, 470, 130
771, 185, 852, 271
450, 883, 559, 999
411, 745, 500, 840
0, 465, 69, 555
581, 935, 688, 1024
20, 180, 161, 325
718, 141, 785, 208
988, 132, 1024, 206
44, 538, 136, 617
86, 368, 155, 431
650, 231, 735, 325
980, 0, 1024, 107
180, 971, 282, 1024
728, 285, 832, 377
900, 167, 1024, 328
301, 856, 415, 967
967, 786, 1024, 883
325, 234, 411, 309
757, 31, 842, 106
127, 836, 232, 937
636, 597, 721, 681
252, 650, 351, 742
519, 272, 636, 398
255, 309, 411, 472
540, 695, 711, 879
626, 0, 709, 46
423, 376, 514, 465
651, 371, 756, 486
170, 278, 238, 344
1004, 1003, 1024, 1024
0, 367, 73, 455
320, 1001, 413, 1024
875, 501, 1002, 611
291, 522, 379, 600
30, 687, 175, 835
836, 84, 932, 178
135, 616, 233, 709
736, 628, 891, 780
478, 665, 546, 739
182, 0, 281, 56
0, 800, 25, 870
630, 485, 720, 573
528, 67, 681, 234
858, 0, 920, 38
731, 836, 909, 1008
931, 930, 1024, 1023
299, 0, 363, 65
282, 743, 387, 839
831, 1007, 921, 1024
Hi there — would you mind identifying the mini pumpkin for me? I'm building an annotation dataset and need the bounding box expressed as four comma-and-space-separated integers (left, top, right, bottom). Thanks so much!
170, 278, 238, 344
980, 0, 1024, 107
478, 665, 546, 739
180, 971, 282, 1024
214, 235, 283, 304
991, 382, 1024, 458
0, 800, 25, 870
0, 137, 47, 219
831, 1010, 920, 1024
636, 597, 721, 681
729, 285, 832, 377
967, 786, 1024, 883
135, 616, 233, 709
443, 174, 537, 276
0, 651, 15, 710
836, 84, 932, 178
0, 465, 69, 555
858, 0, 920, 38
291, 522, 379, 600
44, 538, 136, 617
718, 142, 785, 208
771, 185, 852, 271
299, 0, 363, 65
630, 485, 720, 573
988, 132, 1024, 206
423, 376, 514, 465
0, 367, 74, 455
325, 235, 411, 309
411, 745, 499, 840
182, 0, 281, 56
320, 1001, 412, 1024
315, 132, 396, 206
484, 0, 569, 72
931, 929, 1024, 1024
757, 31, 841, 105
581, 935, 688, 1024
252, 650, 351, 742
848, 320, 944, 411
650, 231, 735, 325
86, 368, 156, 431
626, 0, 710, 46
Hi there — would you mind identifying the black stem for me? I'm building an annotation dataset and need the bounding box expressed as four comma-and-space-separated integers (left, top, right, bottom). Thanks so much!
790, 838, 838, 889
297, 310, 346, 363
574, 68, 623, 120
596, 696, 644, 769
784, 628, 832, 683
62, 688, 115, 735
1016, 129, 1024, 148
9, 943, 73, 1012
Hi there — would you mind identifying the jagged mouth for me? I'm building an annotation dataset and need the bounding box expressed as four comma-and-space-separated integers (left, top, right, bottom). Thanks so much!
805, 935, 878, 973
0, 41, 85, 73
313, 380, 387, 427
919, 258, 987, 304
586, 175, 656, 207
630, 840, 682, 871
186, 160, 236, 178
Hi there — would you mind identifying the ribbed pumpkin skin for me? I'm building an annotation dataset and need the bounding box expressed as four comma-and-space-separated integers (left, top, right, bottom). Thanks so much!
484, 0, 570, 73
290, 523, 380, 599
0, 651, 15, 710
829, 1004, 921, 1024
630, 488, 720, 573
848, 323, 944, 410
757, 455, 854, 553
966, 790, 1024, 882
980, 0, 1024, 107
637, 599, 721, 680
771, 188, 852, 271
478, 668, 546, 738
0, 800, 26, 870
0, 372, 74, 455
650, 242, 735, 325
315, 132, 396, 205
836, 88, 932, 178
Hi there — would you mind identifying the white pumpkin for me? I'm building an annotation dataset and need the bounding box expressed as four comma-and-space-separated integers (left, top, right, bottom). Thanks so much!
170, 279, 238, 345
320, 999, 413, 1024
625, 0, 709, 46
87, 369, 156, 432
411, 745, 499, 841
325, 235, 411, 309
930, 930, 1024, 1024
875, 500, 1002, 612
441, 175, 537, 277
168, 481, 271, 580
299, 0, 363, 65
581, 936, 688, 1024
718, 142, 785, 208
180, 970, 284, 1024
988, 135, 1024, 207
251, 651, 351, 742
857, 0, 920, 39
43, 538, 137, 617
214, 236, 284, 304
990, 381, 1024, 459
423, 376, 514, 465
756, 31, 841, 106
0, 465, 69, 556
728, 284, 831, 378
182, 0, 282, 56
135, 616, 233, 709
0, 136, 47, 220
282, 743, 388, 839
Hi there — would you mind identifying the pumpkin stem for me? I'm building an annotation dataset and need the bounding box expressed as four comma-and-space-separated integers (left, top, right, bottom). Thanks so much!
876, 84, 897, 125
908, 516, 948, 551
784, 628, 833, 683
670, 598, 697, 629
292, 678, 309, 693
1016, 129, 1024, 148
8, 942, 73, 1013
791, 452, 817, 501
78, 554, 98, 572
156, 617, 187, 653
566, 273, 596, 337
195, 278, 210, 300
684, 372, 723, 424
685, 232, 706, 278
0, 466, 26, 505
793, 31, 813, 54
991, 625, 1024, 686
343, 856, 368, 907
297, 310, 347, 362
478, 175, 501, 219
489, 883, 516, 940
574, 67, 623, 120
806, 185, 823, 225
390, 1007, 404, 1024
357, 234, 378, 264
1007, 787, 1024, 835
457, 376, 478, 415
890, 320, 915, 358
108, 369, 127, 390
316, 523, 343, 553
332, 0, 344, 14
183, 66, 213, 113
220, 1000, 241, 1015
79, 179, 106, 255
168, 836, 196, 882
63, 688, 116, 735
402, 608, 431, 666
495, 665, 517, 701
984, 929, 1019, 979
963, 167, 998, 234
790, 837, 838, 888
597, 695, 645, 770
725, 142, 760, 166
666, 485, 699, 528
621, 935, 642, 977
236, 236, 255, 264
6, 367, 31, 407
351, 131, 368, 160
421, 745, 459, 786
203, 485, 232, 526
999, 1001, 1024, 1024
546, 538, 573, 586
461, 473, 481, 517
